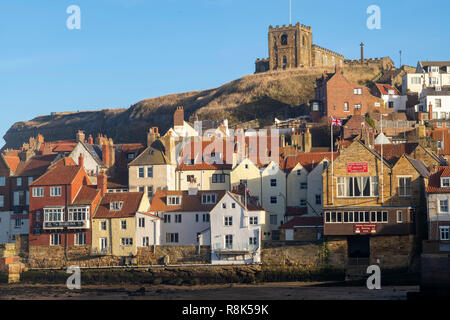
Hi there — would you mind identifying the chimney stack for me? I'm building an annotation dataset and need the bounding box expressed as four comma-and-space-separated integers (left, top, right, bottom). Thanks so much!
87, 135, 94, 144
102, 144, 110, 168
97, 171, 107, 196
78, 153, 84, 169
147, 127, 160, 148
174, 106, 184, 127
76, 130, 86, 143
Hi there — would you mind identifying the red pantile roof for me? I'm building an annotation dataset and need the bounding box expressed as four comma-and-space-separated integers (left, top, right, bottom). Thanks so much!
3, 155, 20, 174
72, 186, 100, 205
286, 207, 308, 217
14, 154, 59, 177
150, 190, 226, 212
374, 143, 419, 164
94, 192, 144, 218
427, 167, 450, 193
30, 163, 81, 186
375, 83, 400, 96
281, 151, 338, 173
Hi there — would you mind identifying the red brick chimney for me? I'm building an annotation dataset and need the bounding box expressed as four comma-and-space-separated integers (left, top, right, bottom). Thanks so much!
174, 106, 184, 127
429, 102, 433, 120
87, 135, 93, 144
97, 171, 107, 196
102, 144, 110, 168
78, 154, 84, 169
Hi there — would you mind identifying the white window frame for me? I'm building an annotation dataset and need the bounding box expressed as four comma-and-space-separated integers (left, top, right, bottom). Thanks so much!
224, 216, 233, 226
398, 176, 412, 197
50, 186, 62, 197
50, 233, 61, 246
439, 199, 449, 214
167, 196, 181, 206
74, 233, 86, 246
32, 187, 44, 198
397, 210, 403, 223
440, 226, 450, 241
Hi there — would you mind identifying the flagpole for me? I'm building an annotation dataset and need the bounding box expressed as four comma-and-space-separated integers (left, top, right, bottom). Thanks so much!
331, 118, 334, 205
380, 113, 384, 204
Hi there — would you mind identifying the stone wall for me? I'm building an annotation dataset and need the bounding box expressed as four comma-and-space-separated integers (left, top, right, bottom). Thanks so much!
27, 245, 211, 269
370, 235, 415, 268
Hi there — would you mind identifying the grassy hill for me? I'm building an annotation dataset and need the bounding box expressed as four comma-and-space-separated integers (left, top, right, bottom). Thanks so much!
3, 65, 383, 148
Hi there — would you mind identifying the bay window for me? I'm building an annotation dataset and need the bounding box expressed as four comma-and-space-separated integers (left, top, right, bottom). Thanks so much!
337, 177, 378, 197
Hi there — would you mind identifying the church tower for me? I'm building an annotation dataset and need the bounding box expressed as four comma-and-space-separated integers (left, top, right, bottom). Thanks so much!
268, 22, 313, 71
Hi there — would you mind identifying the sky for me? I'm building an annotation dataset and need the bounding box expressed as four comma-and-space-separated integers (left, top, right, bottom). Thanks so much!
0, 0, 449, 147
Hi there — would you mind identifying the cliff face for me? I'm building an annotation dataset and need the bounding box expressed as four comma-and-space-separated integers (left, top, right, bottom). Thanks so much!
3, 65, 382, 149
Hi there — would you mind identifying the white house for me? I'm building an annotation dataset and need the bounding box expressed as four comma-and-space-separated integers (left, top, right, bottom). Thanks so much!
135, 212, 162, 247
402, 61, 450, 95
417, 87, 450, 119
374, 83, 407, 113
149, 189, 225, 246
210, 192, 264, 265
426, 167, 450, 248
261, 161, 287, 234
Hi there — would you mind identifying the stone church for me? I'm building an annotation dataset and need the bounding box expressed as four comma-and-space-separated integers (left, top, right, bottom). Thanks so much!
255, 22, 345, 73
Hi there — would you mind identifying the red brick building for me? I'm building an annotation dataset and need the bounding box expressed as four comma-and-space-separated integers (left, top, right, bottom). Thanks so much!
310, 68, 387, 121
28, 155, 103, 247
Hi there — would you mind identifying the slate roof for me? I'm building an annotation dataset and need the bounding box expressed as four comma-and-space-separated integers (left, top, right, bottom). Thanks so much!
405, 155, 430, 179
128, 146, 168, 167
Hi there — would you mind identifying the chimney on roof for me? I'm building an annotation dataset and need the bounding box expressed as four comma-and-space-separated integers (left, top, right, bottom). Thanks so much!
97, 171, 107, 196
78, 153, 84, 169
174, 106, 184, 127
87, 135, 94, 144
102, 144, 110, 168
303, 128, 312, 152
37, 134, 44, 144
429, 102, 433, 120
76, 130, 86, 143
188, 178, 198, 196
147, 127, 160, 148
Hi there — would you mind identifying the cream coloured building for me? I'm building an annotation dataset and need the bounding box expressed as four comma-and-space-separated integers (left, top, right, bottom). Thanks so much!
91, 192, 153, 257
230, 158, 262, 202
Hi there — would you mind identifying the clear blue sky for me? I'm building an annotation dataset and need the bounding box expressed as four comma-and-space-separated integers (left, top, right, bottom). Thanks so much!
1, 0, 449, 147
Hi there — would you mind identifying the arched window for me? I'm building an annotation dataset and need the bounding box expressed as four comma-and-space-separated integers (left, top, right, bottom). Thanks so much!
281, 34, 288, 46
283, 56, 287, 69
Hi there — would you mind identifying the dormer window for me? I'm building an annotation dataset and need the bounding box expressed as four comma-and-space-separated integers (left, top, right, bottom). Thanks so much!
430, 66, 439, 73
167, 196, 181, 206
201, 194, 217, 204
110, 201, 123, 211
441, 177, 450, 188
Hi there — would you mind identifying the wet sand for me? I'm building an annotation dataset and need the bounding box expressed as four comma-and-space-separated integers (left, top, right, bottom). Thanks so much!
0, 282, 419, 300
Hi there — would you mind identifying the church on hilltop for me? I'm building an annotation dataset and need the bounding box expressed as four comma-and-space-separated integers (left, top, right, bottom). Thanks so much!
255, 22, 345, 73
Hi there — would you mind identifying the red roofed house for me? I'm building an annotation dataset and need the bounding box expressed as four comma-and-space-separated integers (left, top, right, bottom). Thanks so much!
150, 188, 226, 246
425, 167, 450, 250
310, 67, 388, 121
91, 191, 156, 258
28, 155, 103, 261
372, 83, 407, 113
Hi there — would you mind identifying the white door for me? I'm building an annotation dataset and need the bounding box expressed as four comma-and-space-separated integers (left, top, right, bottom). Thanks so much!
285, 229, 294, 241
100, 237, 108, 252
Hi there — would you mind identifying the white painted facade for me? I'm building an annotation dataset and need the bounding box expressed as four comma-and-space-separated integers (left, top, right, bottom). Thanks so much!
135, 212, 161, 246
0, 211, 12, 244
417, 91, 450, 119
210, 193, 263, 265
159, 211, 211, 246
70, 142, 105, 175
230, 158, 262, 202
306, 159, 330, 216
381, 93, 407, 113
427, 191, 450, 239
261, 161, 287, 230
402, 64, 450, 95
286, 163, 308, 208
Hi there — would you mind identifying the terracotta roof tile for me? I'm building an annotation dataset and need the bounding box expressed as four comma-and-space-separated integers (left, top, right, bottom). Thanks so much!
150, 190, 226, 212
281, 151, 338, 173
30, 162, 81, 186
3, 155, 20, 174
94, 192, 144, 219
375, 83, 400, 96
14, 154, 59, 177
427, 167, 450, 193
72, 186, 100, 205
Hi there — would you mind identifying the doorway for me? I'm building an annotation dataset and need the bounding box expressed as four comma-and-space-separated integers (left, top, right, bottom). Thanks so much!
347, 235, 370, 258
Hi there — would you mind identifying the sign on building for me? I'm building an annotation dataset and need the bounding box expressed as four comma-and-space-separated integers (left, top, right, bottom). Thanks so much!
347, 163, 368, 173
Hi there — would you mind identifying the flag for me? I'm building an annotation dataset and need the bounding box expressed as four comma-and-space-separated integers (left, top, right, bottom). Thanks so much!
331, 117, 342, 127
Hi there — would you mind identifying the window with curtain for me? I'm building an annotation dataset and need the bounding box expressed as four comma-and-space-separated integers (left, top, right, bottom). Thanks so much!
337, 177, 378, 197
